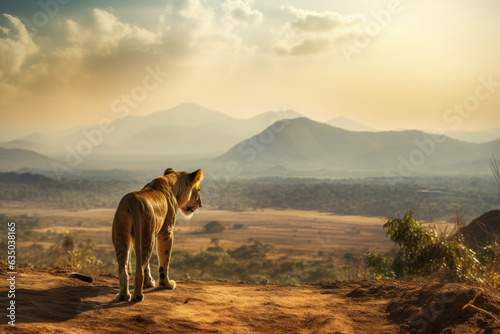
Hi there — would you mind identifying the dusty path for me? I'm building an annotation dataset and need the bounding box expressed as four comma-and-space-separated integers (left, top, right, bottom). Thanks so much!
1, 264, 499, 333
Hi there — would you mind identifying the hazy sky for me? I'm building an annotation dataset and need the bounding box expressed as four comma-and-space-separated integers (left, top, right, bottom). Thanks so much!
1, 0, 499, 131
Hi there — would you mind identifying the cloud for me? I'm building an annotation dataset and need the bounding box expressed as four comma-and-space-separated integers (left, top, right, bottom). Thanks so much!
2, 0, 260, 90
7, 8, 164, 97
159, 0, 257, 54
274, 37, 330, 56
273, 6, 364, 56
160, 0, 221, 54
287, 6, 363, 33
0, 2, 258, 128
65, 9, 159, 56
0, 14, 39, 77
221, 0, 263, 26
5, 2, 243, 88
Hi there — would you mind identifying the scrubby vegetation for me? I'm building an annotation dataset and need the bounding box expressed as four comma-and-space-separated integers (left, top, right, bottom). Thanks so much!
365, 210, 500, 287
0, 172, 139, 209
233, 223, 247, 229
149, 238, 343, 283
1, 171, 498, 286
0, 213, 345, 283
202, 221, 225, 234
0, 172, 498, 221
207, 176, 498, 221
3, 208, 499, 287
0, 214, 116, 274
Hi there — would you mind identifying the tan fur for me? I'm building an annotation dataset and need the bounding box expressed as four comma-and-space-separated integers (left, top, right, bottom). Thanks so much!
112, 168, 203, 302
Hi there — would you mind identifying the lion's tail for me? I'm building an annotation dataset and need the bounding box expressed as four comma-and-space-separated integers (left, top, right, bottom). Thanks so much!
69, 273, 94, 283
130, 196, 143, 278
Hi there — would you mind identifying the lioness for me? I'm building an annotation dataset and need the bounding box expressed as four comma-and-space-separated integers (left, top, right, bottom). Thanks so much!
112, 168, 203, 302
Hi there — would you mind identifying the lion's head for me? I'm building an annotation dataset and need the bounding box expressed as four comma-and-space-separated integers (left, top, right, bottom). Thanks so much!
164, 168, 203, 216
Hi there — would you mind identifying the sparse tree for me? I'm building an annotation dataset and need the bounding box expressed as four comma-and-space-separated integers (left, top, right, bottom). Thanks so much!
210, 238, 220, 247
203, 221, 225, 234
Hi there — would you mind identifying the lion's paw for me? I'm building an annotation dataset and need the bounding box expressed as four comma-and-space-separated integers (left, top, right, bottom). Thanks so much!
143, 279, 156, 289
113, 292, 131, 302
131, 292, 144, 302
159, 279, 176, 290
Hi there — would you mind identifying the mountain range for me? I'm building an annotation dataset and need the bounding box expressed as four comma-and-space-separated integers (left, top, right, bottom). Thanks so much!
325, 116, 379, 132
444, 127, 500, 143
216, 117, 500, 174
0, 103, 302, 157
1, 103, 499, 176
0, 147, 56, 172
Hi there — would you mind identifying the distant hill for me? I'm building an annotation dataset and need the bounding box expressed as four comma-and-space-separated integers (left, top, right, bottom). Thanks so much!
109, 124, 242, 155
247, 110, 302, 129
323, 119, 500, 143
444, 127, 500, 143
0, 127, 59, 142
0, 104, 303, 157
3, 104, 498, 175
325, 116, 378, 132
216, 117, 500, 173
141, 103, 232, 128
0, 147, 58, 172
0, 131, 63, 155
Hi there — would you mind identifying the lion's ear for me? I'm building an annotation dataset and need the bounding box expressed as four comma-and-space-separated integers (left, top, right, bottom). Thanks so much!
189, 169, 203, 185
164, 168, 176, 176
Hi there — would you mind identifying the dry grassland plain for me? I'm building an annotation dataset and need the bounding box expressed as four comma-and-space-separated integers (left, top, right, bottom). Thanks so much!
0, 207, 394, 271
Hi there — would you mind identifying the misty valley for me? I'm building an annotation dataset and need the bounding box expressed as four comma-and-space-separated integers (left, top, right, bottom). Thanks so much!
1, 104, 499, 285
0, 170, 498, 283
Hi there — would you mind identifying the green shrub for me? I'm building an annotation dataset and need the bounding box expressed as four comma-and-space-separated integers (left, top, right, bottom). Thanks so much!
203, 221, 225, 233
365, 253, 391, 278
228, 240, 273, 261
233, 223, 248, 229
372, 209, 500, 286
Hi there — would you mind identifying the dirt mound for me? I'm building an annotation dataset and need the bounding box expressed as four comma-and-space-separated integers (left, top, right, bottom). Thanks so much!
1, 264, 500, 333
387, 281, 500, 333
457, 209, 500, 249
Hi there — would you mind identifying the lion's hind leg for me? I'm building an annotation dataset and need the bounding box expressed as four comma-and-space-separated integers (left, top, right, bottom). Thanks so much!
113, 237, 132, 302
131, 216, 156, 302
131, 238, 155, 301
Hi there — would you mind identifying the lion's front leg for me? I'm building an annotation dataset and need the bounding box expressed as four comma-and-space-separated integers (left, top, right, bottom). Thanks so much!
157, 231, 176, 289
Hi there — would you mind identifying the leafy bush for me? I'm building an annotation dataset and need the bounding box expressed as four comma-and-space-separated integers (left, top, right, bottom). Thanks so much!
233, 223, 248, 229
172, 251, 237, 280
366, 210, 500, 286
365, 253, 390, 278
203, 221, 225, 233
227, 240, 273, 261
170, 240, 342, 283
